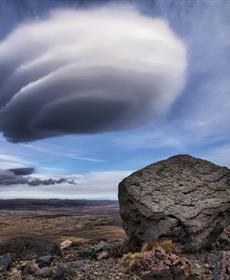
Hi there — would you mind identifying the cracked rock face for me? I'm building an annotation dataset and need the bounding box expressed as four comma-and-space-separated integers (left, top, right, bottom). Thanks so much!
118, 155, 230, 251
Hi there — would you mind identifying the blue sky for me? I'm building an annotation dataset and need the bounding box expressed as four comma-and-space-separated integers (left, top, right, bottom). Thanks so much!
0, 0, 229, 199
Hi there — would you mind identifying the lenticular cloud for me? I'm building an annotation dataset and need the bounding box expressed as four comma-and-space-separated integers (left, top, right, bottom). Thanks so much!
0, 6, 187, 142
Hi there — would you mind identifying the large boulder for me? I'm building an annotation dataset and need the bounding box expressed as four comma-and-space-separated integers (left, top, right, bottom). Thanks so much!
118, 155, 230, 251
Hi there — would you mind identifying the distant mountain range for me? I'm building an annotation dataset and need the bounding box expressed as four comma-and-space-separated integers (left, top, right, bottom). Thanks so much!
0, 199, 118, 210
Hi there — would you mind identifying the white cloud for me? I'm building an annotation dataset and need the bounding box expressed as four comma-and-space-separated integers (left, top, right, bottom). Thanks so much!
0, 170, 132, 199
0, 6, 187, 142
0, 153, 30, 169
20, 143, 103, 162
201, 144, 230, 168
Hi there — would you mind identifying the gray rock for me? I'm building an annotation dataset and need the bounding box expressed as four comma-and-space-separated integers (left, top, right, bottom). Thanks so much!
78, 241, 110, 259
69, 259, 87, 269
119, 154, 230, 251
93, 241, 109, 253
78, 248, 91, 259
53, 265, 67, 280
0, 253, 12, 271
35, 267, 52, 277
218, 233, 230, 250
206, 253, 219, 269
24, 275, 35, 280
22, 260, 38, 275
37, 255, 53, 266
212, 251, 230, 280
52, 264, 76, 280
0, 236, 62, 259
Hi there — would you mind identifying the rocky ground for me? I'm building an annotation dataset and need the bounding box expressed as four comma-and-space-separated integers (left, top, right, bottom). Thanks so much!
0, 231, 230, 280
0, 200, 229, 279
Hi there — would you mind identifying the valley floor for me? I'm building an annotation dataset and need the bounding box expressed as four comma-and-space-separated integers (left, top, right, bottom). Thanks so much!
0, 199, 124, 243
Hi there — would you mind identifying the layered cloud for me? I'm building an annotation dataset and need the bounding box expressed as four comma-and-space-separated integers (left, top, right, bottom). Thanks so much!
0, 6, 186, 142
0, 168, 77, 186
0, 170, 131, 199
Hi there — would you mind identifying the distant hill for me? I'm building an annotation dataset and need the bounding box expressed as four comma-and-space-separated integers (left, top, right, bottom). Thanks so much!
0, 199, 118, 210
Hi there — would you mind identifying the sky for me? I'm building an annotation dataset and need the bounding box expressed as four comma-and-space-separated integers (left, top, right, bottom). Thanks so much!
0, 0, 229, 199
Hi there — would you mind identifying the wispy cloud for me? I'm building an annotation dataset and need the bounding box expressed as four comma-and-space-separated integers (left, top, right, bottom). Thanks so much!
0, 154, 27, 163
20, 143, 103, 163
0, 153, 31, 169
114, 125, 186, 151
201, 144, 230, 168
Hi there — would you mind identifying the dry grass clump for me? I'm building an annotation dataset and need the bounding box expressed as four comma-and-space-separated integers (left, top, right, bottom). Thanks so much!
118, 251, 143, 272
118, 240, 179, 272
118, 243, 191, 279
141, 239, 180, 254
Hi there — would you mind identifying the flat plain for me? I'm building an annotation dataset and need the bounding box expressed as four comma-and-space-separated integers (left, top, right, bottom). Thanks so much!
0, 199, 125, 243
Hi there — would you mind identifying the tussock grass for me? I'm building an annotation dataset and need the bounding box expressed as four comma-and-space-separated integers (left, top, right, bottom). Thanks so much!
141, 239, 180, 254
118, 239, 180, 272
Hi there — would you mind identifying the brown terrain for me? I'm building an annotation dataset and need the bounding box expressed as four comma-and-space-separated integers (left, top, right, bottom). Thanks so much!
0, 199, 132, 280
0, 199, 125, 243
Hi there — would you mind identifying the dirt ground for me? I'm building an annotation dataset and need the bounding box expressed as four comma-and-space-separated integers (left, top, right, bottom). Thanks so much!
0, 201, 125, 243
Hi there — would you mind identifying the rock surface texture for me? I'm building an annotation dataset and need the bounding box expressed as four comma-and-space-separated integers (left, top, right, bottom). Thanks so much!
118, 155, 230, 251
212, 251, 230, 280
